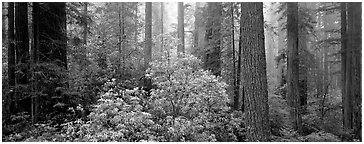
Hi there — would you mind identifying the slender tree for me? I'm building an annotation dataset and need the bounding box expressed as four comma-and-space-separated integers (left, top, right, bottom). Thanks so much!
144, 2, 152, 70
8, 2, 15, 90
177, 2, 185, 55
7, 2, 15, 117
83, 2, 88, 45
161, 2, 164, 52
340, 3, 347, 132
231, 2, 239, 110
31, 2, 41, 123
240, 2, 270, 141
193, 2, 200, 49
286, 2, 302, 134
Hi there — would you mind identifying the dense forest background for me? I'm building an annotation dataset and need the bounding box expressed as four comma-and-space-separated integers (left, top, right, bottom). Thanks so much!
1, 2, 362, 142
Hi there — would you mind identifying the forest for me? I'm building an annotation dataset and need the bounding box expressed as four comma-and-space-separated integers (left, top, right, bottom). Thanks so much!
1, 2, 362, 142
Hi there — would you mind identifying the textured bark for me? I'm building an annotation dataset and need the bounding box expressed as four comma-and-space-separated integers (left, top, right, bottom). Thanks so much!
177, 2, 185, 55
15, 2, 29, 84
7, 2, 15, 118
204, 2, 222, 76
31, 2, 41, 123
232, 3, 239, 110
276, 8, 286, 90
240, 2, 270, 141
237, 17, 243, 112
343, 2, 362, 140
340, 2, 347, 132
8, 2, 15, 87
286, 2, 302, 134
38, 3, 67, 68
144, 2, 152, 70
117, 3, 125, 80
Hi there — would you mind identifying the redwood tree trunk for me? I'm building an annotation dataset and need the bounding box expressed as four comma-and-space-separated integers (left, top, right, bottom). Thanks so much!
144, 2, 152, 70
204, 2, 222, 76
177, 2, 185, 55
240, 2, 270, 141
343, 2, 361, 140
286, 2, 302, 134
231, 2, 239, 110
7, 2, 15, 117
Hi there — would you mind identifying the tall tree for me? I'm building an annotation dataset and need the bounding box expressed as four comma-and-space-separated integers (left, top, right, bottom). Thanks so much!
193, 2, 200, 49
15, 2, 29, 85
204, 2, 222, 76
83, 2, 88, 45
7, 2, 15, 117
240, 2, 270, 141
342, 2, 362, 140
286, 2, 302, 134
161, 2, 164, 52
31, 2, 41, 123
340, 3, 347, 133
144, 2, 152, 70
117, 3, 126, 80
8, 2, 15, 89
177, 2, 185, 55
232, 2, 239, 110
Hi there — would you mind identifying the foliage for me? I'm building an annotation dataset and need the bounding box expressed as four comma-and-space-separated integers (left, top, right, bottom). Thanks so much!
3, 55, 247, 142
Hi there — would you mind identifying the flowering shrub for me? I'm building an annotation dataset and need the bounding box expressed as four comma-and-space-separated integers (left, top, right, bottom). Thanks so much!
148, 54, 230, 119
6, 55, 246, 142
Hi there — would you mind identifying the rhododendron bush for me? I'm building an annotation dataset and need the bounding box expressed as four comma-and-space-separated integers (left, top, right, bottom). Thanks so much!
21, 54, 245, 142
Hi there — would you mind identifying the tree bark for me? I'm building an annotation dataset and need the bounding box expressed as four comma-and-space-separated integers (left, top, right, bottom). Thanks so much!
340, 2, 347, 133
204, 2, 222, 76
31, 2, 40, 124
231, 2, 239, 111
193, 2, 200, 49
177, 2, 185, 55
286, 2, 302, 134
144, 2, 152, 70
343, 2, 361, 140
7, 2, 15, 117
240, 2, 270, 141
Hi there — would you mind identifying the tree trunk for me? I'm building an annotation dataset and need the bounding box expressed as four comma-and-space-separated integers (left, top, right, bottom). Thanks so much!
240, 2, 270, 141
31, 2, 40, 124
193, 2, 200, 49
286, 2, 302, 134
117, 3, 125, 80
15, 2, 29, 85
7, 2, 15, 117
83, 2, 88, 45
144, 2, 152, 70
231, 2, 239, 111
177, 2, 185, 55
340, 2, 347, 132
237, 18, 243, 112
343, 2, 362, 140
204, 2, 222, 76
161, 2, 164, 52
